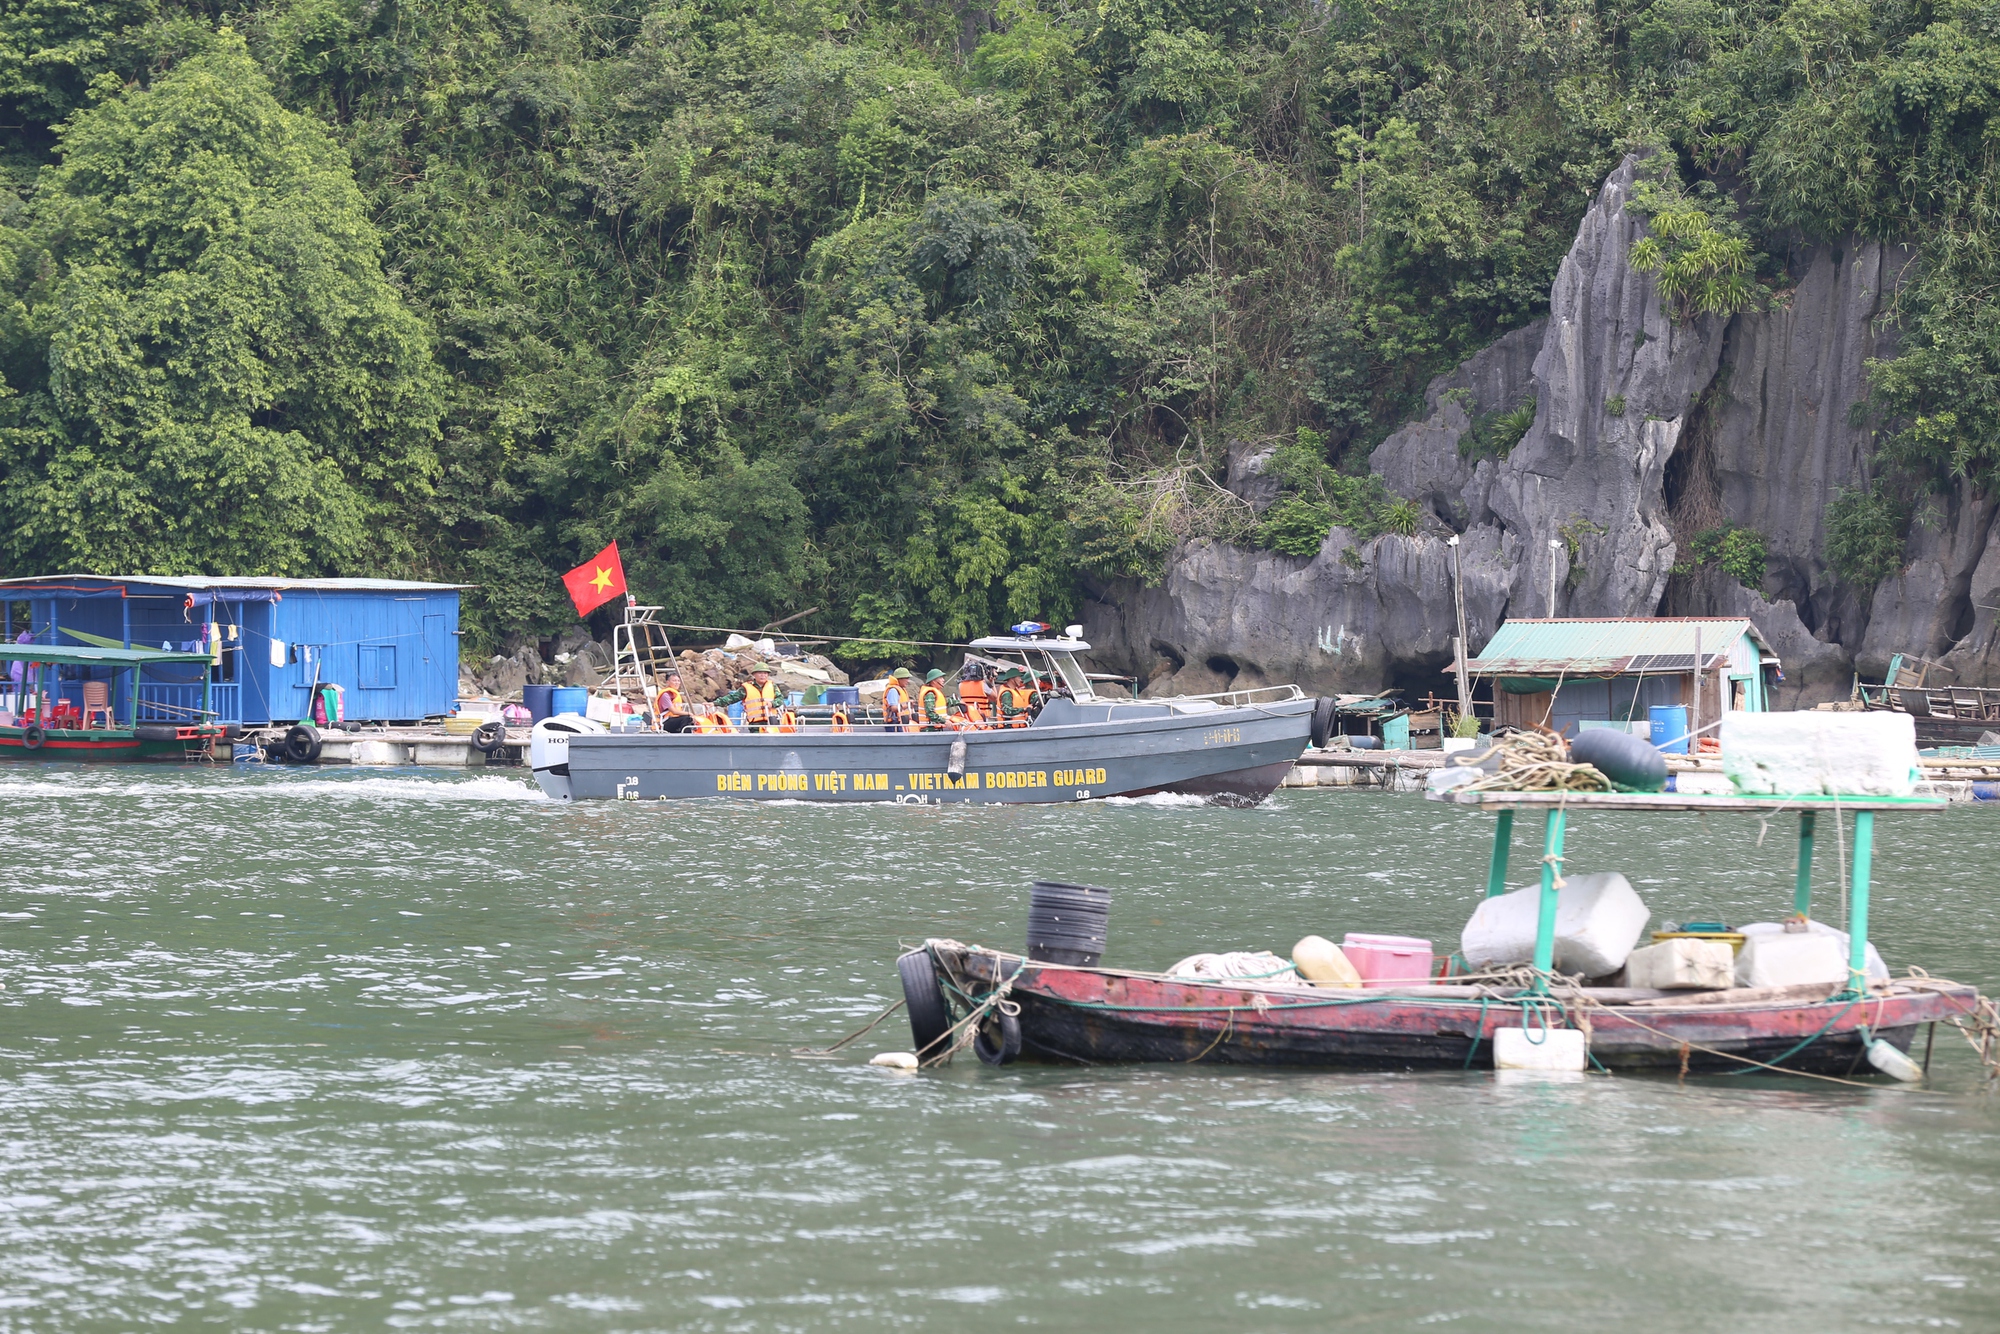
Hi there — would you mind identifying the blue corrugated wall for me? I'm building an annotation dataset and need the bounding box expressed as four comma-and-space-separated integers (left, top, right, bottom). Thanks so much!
17, 584, 460, 724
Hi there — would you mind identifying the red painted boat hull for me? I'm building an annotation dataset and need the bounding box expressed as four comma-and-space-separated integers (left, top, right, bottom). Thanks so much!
932, 945, 1977, 1075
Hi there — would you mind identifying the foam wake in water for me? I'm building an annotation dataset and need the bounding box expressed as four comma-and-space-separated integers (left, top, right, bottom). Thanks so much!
0, 770, 544, 802
1096, 792, 1215, 807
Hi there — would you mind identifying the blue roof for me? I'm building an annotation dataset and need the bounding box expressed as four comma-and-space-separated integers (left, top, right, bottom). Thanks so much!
1469, 618, 1775, 677
0, 575, 468, 592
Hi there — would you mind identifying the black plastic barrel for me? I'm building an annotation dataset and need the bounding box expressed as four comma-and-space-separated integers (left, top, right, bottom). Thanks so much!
1026, 880, 1111, 966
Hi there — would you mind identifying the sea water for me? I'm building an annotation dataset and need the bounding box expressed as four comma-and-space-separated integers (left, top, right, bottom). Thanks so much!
0, 765, 1995, 1330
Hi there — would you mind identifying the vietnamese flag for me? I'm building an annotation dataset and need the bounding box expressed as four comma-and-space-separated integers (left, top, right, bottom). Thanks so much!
562, 541, 628, 617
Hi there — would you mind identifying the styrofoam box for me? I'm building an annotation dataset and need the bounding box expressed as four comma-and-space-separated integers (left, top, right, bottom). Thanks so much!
1737, 919, 1887, 985
1460, 872, 1650, 978
1493, 1026, 1587, 1072
1721, 711, 1919, 796
1624, 937, 1733, 990
1734, 929, 1846, 989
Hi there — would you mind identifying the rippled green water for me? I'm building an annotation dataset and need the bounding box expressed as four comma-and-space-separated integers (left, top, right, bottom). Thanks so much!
1, 765, 1997, 1330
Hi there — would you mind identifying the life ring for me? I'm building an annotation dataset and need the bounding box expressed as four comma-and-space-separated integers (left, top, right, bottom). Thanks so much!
776, 709, 799, 734
897, 950, 951, 1061
973, 1006, 1022, 1066
20, 722, 44, 751
829, 707, 851, 733
471, 720, 508, 754
284, 724, 322, 763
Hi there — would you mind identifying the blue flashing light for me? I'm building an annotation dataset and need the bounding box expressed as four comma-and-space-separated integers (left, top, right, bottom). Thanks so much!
1010, 621, 1051, 637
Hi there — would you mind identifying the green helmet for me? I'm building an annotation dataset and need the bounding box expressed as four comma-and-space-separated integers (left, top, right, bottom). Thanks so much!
892, 666, 914, 679
750, 662, 772, 675
924, 668, 947, 682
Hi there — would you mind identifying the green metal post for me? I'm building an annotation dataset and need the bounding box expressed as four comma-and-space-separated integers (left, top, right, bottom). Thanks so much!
1847, 811, 1874, 996
1793, 811, 1815, 918
1531, 808, 1567, 991
1485, 810, 1514, 898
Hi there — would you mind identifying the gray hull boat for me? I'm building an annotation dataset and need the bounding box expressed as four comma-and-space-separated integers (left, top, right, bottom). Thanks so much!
532, 627, 1323, 806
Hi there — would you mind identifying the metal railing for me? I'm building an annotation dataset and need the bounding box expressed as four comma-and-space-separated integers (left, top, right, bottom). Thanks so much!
137, 683, 238, 722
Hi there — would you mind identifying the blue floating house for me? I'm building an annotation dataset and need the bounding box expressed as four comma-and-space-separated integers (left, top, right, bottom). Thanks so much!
0, 576, 466, 726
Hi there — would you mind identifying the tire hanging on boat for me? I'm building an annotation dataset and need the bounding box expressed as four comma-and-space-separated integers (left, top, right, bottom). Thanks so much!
284, 724, 322, 764
20, 722, 44, 751
471, 720, 508, 754
897, 949, 952, 1061
973, 1008, 1022, 1066
1310, 696, 1337, 750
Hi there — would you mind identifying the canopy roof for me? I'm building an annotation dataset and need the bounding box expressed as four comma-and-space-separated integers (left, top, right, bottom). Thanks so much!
1467, 618, 1776, 678
0, 574, 468, 594
0, 645, 212, 667
968, 635, 1091, 654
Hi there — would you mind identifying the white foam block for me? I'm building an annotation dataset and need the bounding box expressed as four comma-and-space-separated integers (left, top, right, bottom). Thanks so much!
1721, 711, 1919, 796
1734, 929, 1847, 989
1625, 938, 1734, 990
1460, 872, 1651, 978
1493, 1026, 1588, 1072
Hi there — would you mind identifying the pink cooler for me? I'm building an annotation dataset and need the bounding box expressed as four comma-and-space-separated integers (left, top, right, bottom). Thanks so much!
1342, 933, 1434, 987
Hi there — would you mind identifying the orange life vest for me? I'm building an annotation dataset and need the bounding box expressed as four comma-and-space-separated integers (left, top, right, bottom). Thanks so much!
882, 682, 910, 727
958, 679, 990, 725
658, 684, 687, 713
829, 707, 852, 733
917, 683, 950, 729
999, 684, 1033, 726
694, 709, 732, 734
741, 679, 780, 726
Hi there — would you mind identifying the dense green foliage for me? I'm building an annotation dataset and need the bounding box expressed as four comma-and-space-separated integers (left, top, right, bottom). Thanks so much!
1825, 486, 1909, 589
0, 0, 1988, 645
1676, 523, 1769, 590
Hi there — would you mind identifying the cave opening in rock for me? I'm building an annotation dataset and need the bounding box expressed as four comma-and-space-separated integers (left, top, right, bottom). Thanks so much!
1205, 655, 1240, 683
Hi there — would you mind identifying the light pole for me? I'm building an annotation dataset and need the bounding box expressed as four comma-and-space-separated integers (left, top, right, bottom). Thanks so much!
1448, 534, 1472, 722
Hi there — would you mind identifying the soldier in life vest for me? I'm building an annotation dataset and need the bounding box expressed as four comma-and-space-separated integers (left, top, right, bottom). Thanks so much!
998, 670, 1035, 727
715, 664, 782, 730
917, 669, 953, 730
956, 664, 992, 726
880, 667, 915, 731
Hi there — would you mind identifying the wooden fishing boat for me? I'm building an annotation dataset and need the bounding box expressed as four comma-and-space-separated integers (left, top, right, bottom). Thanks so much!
899, 790, 1983, 1076
0, 644, 231, 761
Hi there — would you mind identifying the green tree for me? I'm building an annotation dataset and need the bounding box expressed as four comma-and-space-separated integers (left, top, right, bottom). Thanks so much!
0, 35, 441, 576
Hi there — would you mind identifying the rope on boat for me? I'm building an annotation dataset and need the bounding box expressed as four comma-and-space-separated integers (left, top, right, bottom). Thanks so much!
792, 997, 906, 1059
929, 959, 1029, 1067
1462, 731, 1611, 794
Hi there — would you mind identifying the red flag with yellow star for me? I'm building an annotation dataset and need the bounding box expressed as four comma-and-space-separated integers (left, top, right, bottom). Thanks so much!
562, 541, 628, 617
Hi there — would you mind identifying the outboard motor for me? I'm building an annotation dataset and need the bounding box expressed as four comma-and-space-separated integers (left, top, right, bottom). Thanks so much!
528, 715, 607, 801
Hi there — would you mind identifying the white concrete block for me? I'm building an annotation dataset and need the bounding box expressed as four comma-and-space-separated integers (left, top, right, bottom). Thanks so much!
1734, 929, 1847, 989
1460, 872, 1651, 977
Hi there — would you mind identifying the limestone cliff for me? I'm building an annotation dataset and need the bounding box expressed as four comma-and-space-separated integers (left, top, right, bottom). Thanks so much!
1087, 154, 1983, 705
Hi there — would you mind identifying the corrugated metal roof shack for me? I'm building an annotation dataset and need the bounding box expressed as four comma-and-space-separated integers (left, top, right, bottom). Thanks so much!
0, 577, 464, 726
1467, 618, 1778, 738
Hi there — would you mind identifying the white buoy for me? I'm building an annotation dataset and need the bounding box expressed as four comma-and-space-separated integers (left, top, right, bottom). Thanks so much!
869, 1051, 920, 1070
1866, 1038, 1924, 1083
1292, 935, 1363, 988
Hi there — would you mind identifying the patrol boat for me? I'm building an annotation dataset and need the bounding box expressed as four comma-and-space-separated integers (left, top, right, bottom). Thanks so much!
530, 621, 1326, 806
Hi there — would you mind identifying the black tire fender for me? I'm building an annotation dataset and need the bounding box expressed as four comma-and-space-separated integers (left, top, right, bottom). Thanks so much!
471, 720, 508, 754
20, 722, 44, 750
897, 949, 952, 1061
1310, 696, 1337, 750
973, 1007, 1022, 1066
284, 724, 322, 764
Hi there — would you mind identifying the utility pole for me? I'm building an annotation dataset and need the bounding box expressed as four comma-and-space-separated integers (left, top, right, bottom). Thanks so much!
1547, 538, 1562, 618
1449, 534, 1472, 722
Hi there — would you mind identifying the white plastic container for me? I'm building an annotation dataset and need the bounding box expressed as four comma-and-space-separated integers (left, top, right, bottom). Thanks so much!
1460, 872, 1650, 978
1733, 929, 1846, 989
1721, 711, 1920, 796
1493, 1026, 1587, 1072
1624, 937, 1734, 990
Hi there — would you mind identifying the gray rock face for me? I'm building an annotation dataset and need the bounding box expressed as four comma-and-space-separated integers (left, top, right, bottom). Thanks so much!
1089, 152, 1996, 704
